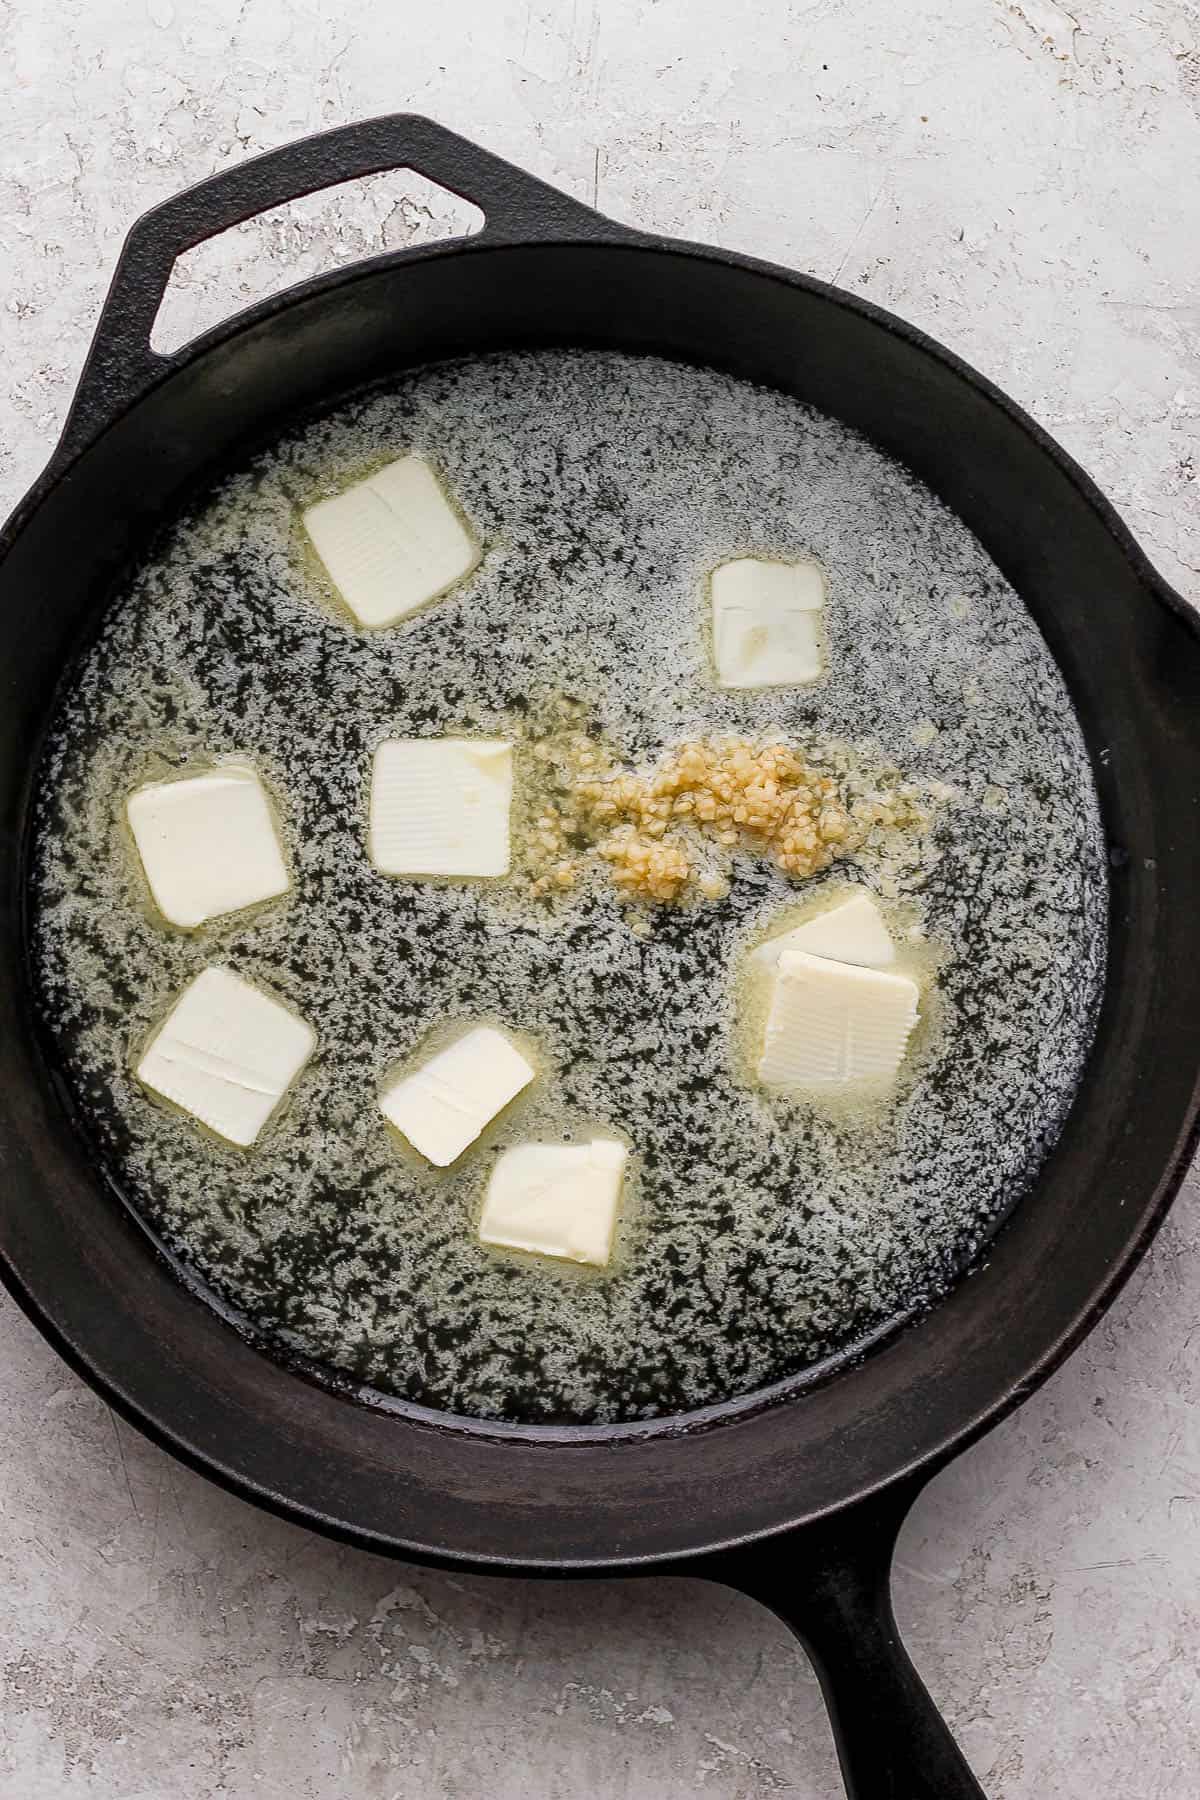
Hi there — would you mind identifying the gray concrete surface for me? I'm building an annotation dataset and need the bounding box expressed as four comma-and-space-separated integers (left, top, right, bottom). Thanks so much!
2, 2, 1199, 1794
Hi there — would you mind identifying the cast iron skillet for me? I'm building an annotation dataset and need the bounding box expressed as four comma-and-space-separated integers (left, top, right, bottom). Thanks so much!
2, 115, 1199, 1800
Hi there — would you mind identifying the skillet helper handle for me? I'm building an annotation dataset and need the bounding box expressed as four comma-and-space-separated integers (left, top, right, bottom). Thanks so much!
708, 1480, 986, 1800
55, 112, 616, 467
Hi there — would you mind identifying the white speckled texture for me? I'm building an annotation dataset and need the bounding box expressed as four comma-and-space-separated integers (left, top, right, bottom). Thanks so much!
1, 3, 1197, 1795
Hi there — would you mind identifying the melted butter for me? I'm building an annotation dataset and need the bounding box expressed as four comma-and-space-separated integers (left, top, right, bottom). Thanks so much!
30, 349, 1106, 1425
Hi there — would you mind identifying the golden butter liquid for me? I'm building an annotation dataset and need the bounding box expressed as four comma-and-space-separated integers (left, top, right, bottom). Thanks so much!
30, 351, 1106, 1424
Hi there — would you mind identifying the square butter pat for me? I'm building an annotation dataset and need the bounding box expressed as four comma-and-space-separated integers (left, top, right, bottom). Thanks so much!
381, 1025, 536, 1167
369, 738, 513, 878
302, 455, 480, 629
126, 764, 290, 930
480, 1138, 628, 1268
753, 891, 895, 971
758, 949, 919, 1089
711, 556, 826, 688
136, 966, 316, 1147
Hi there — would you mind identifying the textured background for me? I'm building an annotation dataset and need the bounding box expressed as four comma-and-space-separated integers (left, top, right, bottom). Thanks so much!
2, 2, 1199, 1795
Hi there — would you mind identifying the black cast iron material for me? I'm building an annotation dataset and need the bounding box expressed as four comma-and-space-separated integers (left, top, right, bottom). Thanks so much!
2, 116, 1198, 1800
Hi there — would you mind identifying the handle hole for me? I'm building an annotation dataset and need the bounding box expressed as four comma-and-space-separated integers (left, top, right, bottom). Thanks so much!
149, 168, 484, 355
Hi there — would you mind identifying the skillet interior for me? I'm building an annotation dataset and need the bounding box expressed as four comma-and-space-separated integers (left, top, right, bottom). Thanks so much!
27, 346, 1107, 1426
2, 239, 1199, 1564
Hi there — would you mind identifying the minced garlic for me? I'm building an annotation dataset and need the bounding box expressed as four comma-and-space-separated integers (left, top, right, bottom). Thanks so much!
519, 712, 927, 910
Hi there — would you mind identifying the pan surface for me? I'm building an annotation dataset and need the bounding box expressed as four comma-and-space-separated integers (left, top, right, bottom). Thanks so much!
29, 346, 1107, 1428
0, 117, 1198, 1571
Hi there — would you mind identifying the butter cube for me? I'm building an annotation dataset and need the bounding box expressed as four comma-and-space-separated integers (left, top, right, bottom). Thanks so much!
126, 764, 290, 930
369, 737, 513, 879
758, 949, 918, 1090
381, 1025, 536, 1166
136, 966, 316, 1147
711, 556, 826, 688
479, 1138, 628, 1267
302, 455, 480, 629
753, 891, 895, 971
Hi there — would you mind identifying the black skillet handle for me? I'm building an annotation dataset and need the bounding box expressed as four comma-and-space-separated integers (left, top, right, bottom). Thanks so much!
703, 1477, 986, 1800
54, 113, 628, 469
